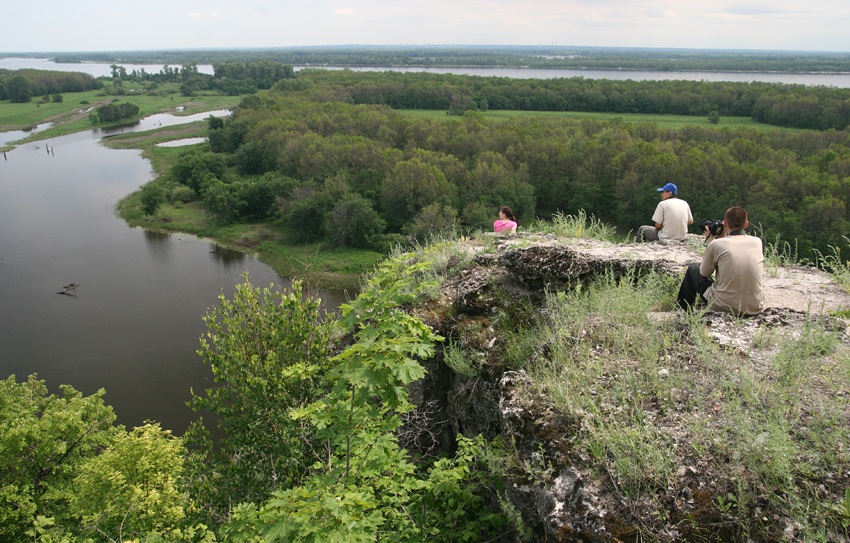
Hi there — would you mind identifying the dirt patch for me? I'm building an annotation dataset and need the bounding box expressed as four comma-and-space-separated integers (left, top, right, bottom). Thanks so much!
44, 98, 113, 126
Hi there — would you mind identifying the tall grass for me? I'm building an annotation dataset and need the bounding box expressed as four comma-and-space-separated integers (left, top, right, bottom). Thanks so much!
813, 237, 850, 292
515, 270, 850, 540
533, 210, 620, 242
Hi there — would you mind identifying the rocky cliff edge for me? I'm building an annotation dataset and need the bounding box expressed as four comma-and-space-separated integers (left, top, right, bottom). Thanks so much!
405, 232, 850, 542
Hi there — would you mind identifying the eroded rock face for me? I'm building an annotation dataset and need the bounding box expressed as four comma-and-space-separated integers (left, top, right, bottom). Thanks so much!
407, 233, 850, 542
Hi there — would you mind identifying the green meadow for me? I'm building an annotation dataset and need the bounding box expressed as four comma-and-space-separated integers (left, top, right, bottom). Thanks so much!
401, 108, 803, 132
0, 82, 239, 148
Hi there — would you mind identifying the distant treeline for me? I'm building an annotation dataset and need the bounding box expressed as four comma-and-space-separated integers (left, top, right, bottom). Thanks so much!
0, 69, 101, 102
155, 71, 850, 261
43, 45, 850, 73
108, 61, 294, 96
291, 69, 850, 130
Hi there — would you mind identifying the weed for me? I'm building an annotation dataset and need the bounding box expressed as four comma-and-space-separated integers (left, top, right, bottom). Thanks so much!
757, 229, 801, 276
773, 318, 838, 386
444, 339, 480, 379
813, 237, 850, 292
534, 210, 619, 242
716, 492, 739, 515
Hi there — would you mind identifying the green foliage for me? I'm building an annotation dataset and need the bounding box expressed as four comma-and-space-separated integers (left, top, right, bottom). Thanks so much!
0, 375, 118, 542
325, 194, 386, 248
185, 274, 332, 521
280, 185, 327, 243
90, 101, 140, 124
4, 75, 32, 102
171, 149, 228, 193
0, 69, 101, 102
708, 110, 720, 124
381, 158, 454, 230
538, 209, 619, 242
411, 434, 507, 540
206, 114, 225, 130
443, 340, 480, 379
813, 237, 850, 292
404, 203, 458, 242
158, 70, 850, 259
218, 247, 509, 541
140, 183, 166, 215
71, 423, 192, 540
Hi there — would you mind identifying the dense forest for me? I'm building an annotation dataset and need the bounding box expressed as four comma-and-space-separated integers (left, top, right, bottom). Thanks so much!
33, 45, 850, 73
0, 69, 101, 102
147, 69, 850, 262
285, 69, 850, 130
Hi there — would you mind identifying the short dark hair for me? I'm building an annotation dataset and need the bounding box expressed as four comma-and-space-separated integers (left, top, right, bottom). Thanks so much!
725, 207, 748, 230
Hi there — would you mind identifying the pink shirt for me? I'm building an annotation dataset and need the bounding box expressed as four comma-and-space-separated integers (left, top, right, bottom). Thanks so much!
494, 219, 517, 233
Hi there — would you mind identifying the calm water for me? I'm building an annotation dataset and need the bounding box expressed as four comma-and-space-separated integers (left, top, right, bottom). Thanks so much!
3, 57, 850, 87
0, 57, 215, 77
0, 114, 346, 434
341, 65, 850, 88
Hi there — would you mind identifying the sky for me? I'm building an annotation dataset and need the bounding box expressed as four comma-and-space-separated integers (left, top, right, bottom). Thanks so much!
1, 0, 850, 54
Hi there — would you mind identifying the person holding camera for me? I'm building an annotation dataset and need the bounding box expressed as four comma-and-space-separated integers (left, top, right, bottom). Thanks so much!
676, 206, 765, 315
636, 183, 693, 242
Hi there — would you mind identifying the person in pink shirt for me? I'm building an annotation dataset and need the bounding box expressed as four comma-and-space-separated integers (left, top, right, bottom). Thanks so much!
494, 206, 517, 233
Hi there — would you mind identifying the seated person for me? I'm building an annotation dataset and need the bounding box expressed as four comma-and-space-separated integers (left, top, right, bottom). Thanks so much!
494, 206, 517, 233
637, 182, 693, 242
676, 206, 764, 316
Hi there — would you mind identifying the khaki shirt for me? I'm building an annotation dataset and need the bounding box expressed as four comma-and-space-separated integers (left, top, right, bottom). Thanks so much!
701, 234, 765, 315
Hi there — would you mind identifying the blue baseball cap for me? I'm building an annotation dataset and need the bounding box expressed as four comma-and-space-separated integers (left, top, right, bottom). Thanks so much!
657, 183, 677, 195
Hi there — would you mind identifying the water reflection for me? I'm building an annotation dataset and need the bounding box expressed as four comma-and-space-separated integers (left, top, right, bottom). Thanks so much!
0, 109, 346, 435
0, 122, 53, 147
99, 109, 230, 137
208, 244, 248, 267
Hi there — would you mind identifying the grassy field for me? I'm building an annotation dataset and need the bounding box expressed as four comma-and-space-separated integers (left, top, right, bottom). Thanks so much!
0, 81, 240, 149
401, 108, 804, 132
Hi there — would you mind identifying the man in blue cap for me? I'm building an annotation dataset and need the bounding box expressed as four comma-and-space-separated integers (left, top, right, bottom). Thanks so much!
636, 182, 693, 242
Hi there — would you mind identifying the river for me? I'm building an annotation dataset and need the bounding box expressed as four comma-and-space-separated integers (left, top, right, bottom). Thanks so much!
1, 56, 847, 435
0, 110, 347, 434
4, 56, 850, 87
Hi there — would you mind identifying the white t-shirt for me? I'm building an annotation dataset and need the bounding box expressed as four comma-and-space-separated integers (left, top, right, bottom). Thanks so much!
651, 198, 693, 241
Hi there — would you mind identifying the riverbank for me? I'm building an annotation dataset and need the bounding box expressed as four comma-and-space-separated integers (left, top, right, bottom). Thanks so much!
0, 84, 382, 289
108, 123, 383, 290
0, 83, 239, 150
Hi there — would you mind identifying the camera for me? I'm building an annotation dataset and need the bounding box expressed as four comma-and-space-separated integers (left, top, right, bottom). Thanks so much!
698, 218, 724, 237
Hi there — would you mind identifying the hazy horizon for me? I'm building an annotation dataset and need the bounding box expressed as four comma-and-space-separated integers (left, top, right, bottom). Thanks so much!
2, 44, 849, 56
2, 1, 849, 54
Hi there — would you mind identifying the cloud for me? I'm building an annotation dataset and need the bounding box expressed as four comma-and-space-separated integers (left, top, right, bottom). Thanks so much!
335, 8, 356, 16
187, 12, 224, 19
724, 4, 792, 16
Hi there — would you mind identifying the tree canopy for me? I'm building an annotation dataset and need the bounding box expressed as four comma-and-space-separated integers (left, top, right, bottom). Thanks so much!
158, 70, 850, 260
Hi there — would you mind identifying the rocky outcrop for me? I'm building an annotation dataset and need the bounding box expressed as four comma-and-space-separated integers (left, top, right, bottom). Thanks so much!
407, 232, 850, 542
